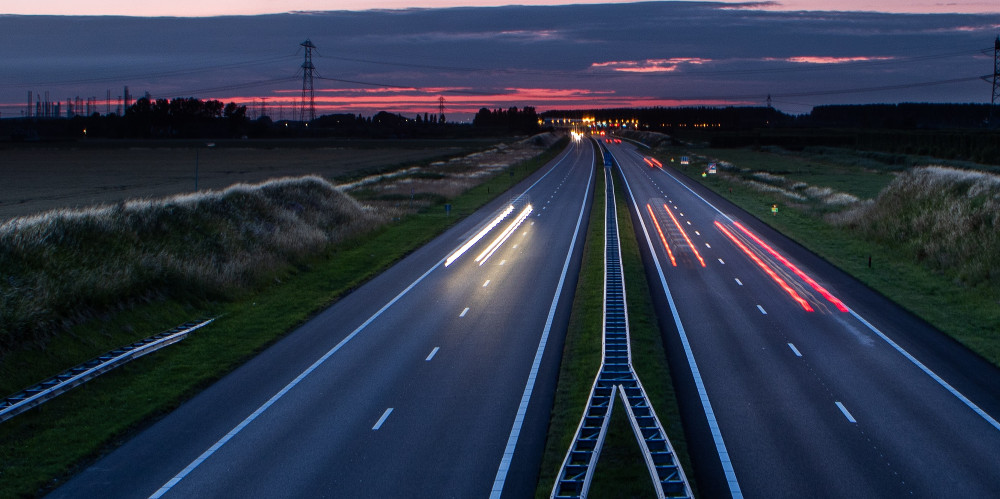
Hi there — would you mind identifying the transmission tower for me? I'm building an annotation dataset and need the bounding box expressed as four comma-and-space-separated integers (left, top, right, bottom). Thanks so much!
300, 39, 316, 122
438, 96, 446, 124
991, 35, 999, 127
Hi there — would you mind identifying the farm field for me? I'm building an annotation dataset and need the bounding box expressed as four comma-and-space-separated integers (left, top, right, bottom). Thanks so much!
0, 139, 497, 220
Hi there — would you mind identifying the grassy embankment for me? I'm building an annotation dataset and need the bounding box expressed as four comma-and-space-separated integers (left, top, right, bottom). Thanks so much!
654, 143, 1000, 366
535, 161, 693, 497
0, 136, 566, 498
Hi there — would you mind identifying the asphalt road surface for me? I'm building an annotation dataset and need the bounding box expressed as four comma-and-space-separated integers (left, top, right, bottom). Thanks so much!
51, 138, 596, 499
605, 138, 1000, 498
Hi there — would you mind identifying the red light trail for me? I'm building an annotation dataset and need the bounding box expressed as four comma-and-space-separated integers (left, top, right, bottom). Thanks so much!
732, 221, 848, 312
715, 221, 814, 312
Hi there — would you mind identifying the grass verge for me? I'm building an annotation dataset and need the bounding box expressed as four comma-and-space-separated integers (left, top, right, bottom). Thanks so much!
534, 162, 694, 496
0, 137, 567, 498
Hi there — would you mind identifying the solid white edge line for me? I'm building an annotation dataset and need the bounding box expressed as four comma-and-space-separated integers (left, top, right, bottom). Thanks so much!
835, 401, 857, 423
787, 343, 802, 357
151, 137, 586, 499
654, 152, 1000, 434
610, 147, 744, 498
149, 256, 445, 499
489, 139, 594, 499
372, 408, 394, 430
426, 347, 440, 361
849, 310, 1000, 432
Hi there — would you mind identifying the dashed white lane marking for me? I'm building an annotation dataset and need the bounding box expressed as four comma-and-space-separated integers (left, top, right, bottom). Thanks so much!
460, 307, 469, 317
483, 280, 490, 287
426, 347, 440, 361
686, 221, 692, 225
705, 243, 711, 249
373, 408, 394, 430
500, 260, 507, 266
757, 305, 767, 315
835, 402, 857, 423
735, 278, 743, 286
718, 258, 725, 265
695, 231, 701, 236
787, 343, 802, 357
512, 244, 518, 249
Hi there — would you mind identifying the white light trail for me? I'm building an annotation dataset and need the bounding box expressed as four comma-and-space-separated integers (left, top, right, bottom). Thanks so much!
445, 204, 514, 267
475, 204, 533, 266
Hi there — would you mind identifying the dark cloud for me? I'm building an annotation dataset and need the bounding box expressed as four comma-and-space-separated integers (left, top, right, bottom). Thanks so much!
0, 1, 994, 118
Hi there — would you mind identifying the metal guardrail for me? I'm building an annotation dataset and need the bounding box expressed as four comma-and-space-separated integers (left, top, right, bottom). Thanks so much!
552, 156, 691, 498
0, 319, 213, 424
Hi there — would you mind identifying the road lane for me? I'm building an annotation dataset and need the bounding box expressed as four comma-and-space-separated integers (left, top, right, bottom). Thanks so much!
51, 137, 596, 499
606, 139, 1000, 498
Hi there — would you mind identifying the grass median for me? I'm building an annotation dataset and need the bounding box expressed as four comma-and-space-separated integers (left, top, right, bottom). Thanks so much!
0, 137, 567, 498
535, 161, 694, 497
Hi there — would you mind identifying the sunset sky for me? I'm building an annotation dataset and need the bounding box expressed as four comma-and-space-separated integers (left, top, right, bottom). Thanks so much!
1, 1, 997, 120
3, 0, 999, 16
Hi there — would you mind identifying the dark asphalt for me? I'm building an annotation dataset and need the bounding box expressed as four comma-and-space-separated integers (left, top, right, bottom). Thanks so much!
607, 139, 1000, 498
49, 137, 596, 499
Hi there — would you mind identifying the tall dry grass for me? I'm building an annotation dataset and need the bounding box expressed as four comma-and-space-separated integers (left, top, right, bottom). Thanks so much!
831, 166, 1000, 287
0, 175, 384, 356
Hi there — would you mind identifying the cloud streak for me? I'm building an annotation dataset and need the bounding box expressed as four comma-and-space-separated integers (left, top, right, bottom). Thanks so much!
0, 2, 995, 118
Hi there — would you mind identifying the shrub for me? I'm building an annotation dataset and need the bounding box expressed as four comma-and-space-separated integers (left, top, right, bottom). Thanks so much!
0, 175, 383, 357
833, 166, 1000, 287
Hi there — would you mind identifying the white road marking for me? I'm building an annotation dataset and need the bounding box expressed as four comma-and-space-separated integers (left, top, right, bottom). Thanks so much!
609, 147, 744, 498
757, 305, 767, 315
686, 221, 692, 225
500, 260, 507, 266
490, 141, 595, 499
695, 231, 701, 236
512, 244, 518, 249
460, 307, 469, 317
787, 343, 802, 357
835, 402, 857, 423
483, 280, 490, 287
718, 258, 725, 265
705, 243, 711, 249
735, 278, 743, 286
849, 310, 1000, 432
426, 347, 440, 361
530, 221, 534, 226
150, 132, 587, 499
373, 408, 394, 430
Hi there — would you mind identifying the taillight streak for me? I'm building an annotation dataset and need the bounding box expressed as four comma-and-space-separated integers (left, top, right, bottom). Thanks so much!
715, 221, 814, 312
663, 204, 706, 267
732, 221, 848, 312
646, 203, 677, 267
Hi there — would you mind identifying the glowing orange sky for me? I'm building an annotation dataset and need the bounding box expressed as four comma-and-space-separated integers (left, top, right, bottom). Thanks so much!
3, 0, 997, 16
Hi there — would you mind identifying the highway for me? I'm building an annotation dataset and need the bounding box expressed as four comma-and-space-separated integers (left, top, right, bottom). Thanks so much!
604, 139, 1000, 498
51, 137, 595, 499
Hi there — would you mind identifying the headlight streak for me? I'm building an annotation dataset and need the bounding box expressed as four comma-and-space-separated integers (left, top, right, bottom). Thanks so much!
475, 204, 533, 266
732, 221, 849, 312
444, 204, 514, 267
646, 203, 677, 267
663, 204, 706, 267
715, 221, 814, 312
